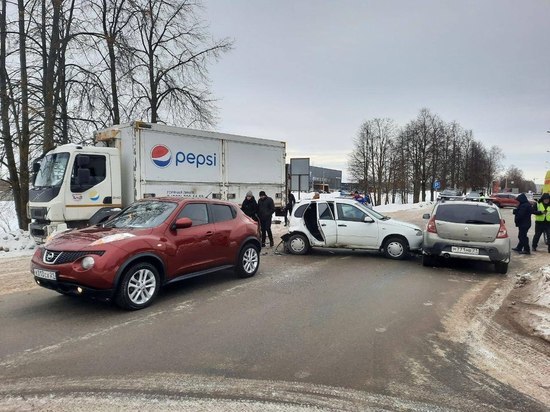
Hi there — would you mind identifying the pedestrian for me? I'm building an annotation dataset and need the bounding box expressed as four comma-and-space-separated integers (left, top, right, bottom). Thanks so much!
241, 191, 258, 221
258, 190, 275, 247
353, 191, 365, 204
512, 193, 533, 254
284, 190, 296, 226
532, 192, 550, 253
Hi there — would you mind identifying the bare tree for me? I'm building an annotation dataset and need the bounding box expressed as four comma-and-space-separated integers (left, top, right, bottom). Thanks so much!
126, 0, 232, 126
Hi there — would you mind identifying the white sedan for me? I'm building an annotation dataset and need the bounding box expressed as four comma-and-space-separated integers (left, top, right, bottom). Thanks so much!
282, 198, 423, 260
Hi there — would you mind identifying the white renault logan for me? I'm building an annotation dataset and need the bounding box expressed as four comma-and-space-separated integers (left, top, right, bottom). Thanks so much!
282, 198, 423, 260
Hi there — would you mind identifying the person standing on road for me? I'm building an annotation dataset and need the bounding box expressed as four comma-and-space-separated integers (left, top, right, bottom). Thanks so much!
241, 191, 258, 221
512, 193, 533, 254
258, 190, 275, 247
532, 192, 550, 253
284, 191, 296, 226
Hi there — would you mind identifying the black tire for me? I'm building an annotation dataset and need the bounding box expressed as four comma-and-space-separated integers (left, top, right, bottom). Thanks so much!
495, 261, 508, 275
235, 243, 260, 278
422, 254, 436, 267
383, 236, 408, 260
115, 262, 160, 310
286, 233, 310, 255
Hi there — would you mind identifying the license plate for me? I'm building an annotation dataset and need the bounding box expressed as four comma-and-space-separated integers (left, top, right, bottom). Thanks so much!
34, 268, 57, 281
451, 246, 479, 255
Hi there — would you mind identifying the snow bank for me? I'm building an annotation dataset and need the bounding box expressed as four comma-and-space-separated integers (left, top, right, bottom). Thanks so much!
0, 201, 36, 257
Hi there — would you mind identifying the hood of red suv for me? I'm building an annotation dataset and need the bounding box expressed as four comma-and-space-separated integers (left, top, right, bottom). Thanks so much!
45, 226, 151, 251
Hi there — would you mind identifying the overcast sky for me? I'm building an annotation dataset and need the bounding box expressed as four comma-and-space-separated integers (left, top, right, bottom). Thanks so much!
204, 0, 550, 184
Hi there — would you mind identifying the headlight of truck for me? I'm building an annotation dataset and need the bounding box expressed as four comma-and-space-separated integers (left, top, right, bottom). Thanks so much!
81, 256, 95, 270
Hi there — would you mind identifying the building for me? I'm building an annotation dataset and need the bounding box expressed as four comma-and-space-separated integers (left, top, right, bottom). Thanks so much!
309, 166, 342, 192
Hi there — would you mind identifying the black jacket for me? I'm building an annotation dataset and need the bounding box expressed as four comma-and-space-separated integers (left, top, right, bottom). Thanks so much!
241, 197, 258, 220
513, 193, 532, 229
257, 196, 275, 220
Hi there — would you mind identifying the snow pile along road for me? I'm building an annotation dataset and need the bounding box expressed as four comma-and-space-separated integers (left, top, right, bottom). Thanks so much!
0, 201, 36, 257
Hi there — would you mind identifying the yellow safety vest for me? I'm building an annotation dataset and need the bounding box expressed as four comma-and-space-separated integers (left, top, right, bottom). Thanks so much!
535, 202, 550, 222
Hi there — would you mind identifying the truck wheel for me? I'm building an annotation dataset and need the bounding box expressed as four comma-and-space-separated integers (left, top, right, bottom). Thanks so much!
235, 244, 260, 278
495, 261, 508, 275
287, 233, 310, 255
384, 237, 408, 260
116, 262, 160, 310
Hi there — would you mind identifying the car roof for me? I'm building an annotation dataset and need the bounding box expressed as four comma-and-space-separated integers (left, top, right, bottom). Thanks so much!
436, 200, 498, 208
136, 197, 234, 206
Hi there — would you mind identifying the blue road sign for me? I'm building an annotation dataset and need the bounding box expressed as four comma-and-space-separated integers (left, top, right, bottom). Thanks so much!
433, 180, 441, 190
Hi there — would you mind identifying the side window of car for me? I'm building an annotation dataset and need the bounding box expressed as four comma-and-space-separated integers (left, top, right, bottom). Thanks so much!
337, 203, 366, 222
210, 204, 235, 223
178, 203, 209, 226
294, 203, 308, 218
318, 203, 334, 220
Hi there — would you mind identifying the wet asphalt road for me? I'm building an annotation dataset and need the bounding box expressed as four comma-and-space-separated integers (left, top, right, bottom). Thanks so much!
0, 208, 547, 411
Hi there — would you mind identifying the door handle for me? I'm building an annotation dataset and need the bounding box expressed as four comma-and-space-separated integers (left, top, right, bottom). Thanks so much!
205, 231, 214, 236
338, 224, 347, 227
321, 224, 326, 227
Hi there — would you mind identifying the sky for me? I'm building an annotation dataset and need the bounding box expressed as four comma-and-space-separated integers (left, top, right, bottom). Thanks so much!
204, 0, 550, 184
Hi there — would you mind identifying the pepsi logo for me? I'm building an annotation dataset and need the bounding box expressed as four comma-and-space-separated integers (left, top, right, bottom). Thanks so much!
151, 145, 172, 168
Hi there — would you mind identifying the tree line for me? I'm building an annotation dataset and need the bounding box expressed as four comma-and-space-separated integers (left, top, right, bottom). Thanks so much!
0, 0, 232, 229
347, 108, 536, 206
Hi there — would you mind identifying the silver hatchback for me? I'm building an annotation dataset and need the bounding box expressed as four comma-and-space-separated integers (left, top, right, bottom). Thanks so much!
422, 201, 511, 274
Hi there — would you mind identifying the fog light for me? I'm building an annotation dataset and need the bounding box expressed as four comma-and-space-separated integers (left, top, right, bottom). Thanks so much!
81, 256, 95, 270
36, 279, 41, 285
77, 287, 83, 294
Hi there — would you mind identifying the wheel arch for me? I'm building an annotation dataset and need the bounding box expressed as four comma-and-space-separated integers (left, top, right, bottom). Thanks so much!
113, 253, 167, 290
380, 233, 410, 251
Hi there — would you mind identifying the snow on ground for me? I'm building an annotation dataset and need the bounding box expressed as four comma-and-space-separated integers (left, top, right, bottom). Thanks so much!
0, 201, 36, 257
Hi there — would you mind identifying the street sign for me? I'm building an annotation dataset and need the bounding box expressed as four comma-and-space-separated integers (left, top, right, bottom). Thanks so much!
433, 180, 441, 190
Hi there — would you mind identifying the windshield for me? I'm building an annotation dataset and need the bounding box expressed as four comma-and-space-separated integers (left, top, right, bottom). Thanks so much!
104, 201, 177, 229
34, 152, 70, 188
355, 202, 389, 220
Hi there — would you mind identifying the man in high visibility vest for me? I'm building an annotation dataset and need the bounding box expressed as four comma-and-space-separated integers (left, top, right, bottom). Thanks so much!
532, 192, 550, 252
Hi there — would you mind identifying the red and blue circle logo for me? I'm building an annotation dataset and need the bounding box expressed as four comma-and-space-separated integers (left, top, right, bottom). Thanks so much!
151, 145, 172, 168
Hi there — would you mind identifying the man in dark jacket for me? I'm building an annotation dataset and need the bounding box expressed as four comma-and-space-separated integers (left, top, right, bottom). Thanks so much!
241, 191, 258, 221
512, 193, 532, 254
284, 190, 296, 226
532, 192, 550, 252
258, 190, 275, 247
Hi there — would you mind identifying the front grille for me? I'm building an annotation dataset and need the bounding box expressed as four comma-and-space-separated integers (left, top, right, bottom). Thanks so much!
43, 250, 105, 265
30, 207, 48, 220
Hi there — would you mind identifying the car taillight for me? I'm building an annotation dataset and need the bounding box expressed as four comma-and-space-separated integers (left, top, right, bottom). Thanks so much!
497, 219, 508, 238
427, 216, 437, 233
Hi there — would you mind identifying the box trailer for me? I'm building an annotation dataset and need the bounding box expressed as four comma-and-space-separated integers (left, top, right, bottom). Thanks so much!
29, 121, 286, 242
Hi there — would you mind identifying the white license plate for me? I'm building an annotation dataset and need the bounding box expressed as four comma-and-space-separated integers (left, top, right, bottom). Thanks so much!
451, 246, 479, 255
34, 268, 57, 280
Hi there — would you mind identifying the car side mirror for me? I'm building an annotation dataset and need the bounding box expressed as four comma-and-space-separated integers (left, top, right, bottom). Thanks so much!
363, 216, 374, 223
174, 217, 192, 229
422, 213, 430, 219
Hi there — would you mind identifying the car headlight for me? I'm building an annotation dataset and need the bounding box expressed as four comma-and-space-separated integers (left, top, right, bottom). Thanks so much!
81, 256, 95, 270
415, 229, 423, 236
90, 233, 135, 246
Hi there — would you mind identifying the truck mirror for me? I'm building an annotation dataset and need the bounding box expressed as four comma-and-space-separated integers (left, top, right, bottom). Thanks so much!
32, 161, 41, 173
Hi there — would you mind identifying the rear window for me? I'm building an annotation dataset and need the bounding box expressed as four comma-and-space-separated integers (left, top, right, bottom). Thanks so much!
436, 204, 500, 224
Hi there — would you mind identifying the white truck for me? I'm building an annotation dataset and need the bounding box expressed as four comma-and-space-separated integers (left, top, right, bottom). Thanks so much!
29, 121, 286, 242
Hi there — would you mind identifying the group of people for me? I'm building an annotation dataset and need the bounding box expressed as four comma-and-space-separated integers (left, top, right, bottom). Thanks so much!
512, 192, 550, 254
240, 190, 296, 248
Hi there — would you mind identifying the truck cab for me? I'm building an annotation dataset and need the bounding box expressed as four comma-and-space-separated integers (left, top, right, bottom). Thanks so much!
29, 144, 121, 242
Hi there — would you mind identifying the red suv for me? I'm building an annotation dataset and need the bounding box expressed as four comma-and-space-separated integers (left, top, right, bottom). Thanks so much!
31, 198, 261, 310
489, 193, 519, 208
